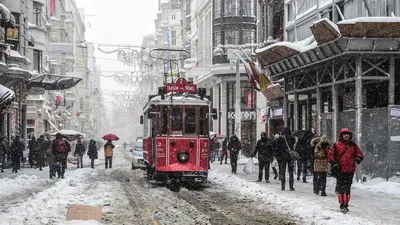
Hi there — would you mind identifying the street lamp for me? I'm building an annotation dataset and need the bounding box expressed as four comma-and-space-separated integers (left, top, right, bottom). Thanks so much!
213, 43, 259, 140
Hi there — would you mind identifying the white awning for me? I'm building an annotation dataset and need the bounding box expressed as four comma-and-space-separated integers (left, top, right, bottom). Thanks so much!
0, 84, 15, 105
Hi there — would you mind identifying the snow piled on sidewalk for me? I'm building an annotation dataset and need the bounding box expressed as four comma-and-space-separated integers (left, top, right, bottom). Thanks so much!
0, 168, 119, 225
208, 169, 398, 225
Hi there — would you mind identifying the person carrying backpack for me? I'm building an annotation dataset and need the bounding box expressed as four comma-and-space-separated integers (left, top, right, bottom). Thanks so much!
52, 133, 71, 178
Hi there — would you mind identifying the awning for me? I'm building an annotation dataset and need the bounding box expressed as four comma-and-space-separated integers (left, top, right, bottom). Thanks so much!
6, 65, 31, 80
0, 84, 15, 105
29, 74, 82, 90
0, 3, 16, 28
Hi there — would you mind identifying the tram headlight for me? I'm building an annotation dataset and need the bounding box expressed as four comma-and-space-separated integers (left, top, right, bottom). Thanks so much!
177, 150, 190, 163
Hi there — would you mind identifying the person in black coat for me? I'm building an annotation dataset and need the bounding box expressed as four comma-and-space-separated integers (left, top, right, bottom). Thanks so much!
220, 137, 229, 165
228, 135, 241, 174
10, 136, 24, 173
275, 127, 296, 191
74, 139, 85, 168
87, 139, 98, 169
28, 136, 38, 168
294, 130, 314, 183
252, 132, 274, 182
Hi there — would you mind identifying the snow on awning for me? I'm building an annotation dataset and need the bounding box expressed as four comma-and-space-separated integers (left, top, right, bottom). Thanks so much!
337, 17, 400, 38
0, 3, 16, 28
29, 74, 82, 90
310, 18, 341, 45
0, 84, 15, 105
255, 42, 302, 66
6, 66, 31, 80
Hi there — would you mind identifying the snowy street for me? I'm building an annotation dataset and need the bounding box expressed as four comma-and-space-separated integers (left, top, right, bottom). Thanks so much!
0, 147, 399, 225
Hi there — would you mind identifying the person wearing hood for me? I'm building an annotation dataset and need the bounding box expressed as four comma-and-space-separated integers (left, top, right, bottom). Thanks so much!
328, 128, 364, 214
275, 127, 296, 191
252, 132, 274, 182
228, 135, 241, 174
313, 135, 331, 196
87, 139, 98, 169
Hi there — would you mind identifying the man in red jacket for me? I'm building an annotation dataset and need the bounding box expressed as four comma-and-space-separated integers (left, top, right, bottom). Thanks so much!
328, 128, 364, 214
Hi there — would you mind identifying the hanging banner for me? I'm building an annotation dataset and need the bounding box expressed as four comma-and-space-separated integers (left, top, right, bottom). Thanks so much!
51, 0, 55, 13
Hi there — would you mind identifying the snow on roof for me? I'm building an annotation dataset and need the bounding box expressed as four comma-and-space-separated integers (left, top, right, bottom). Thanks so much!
313, 18, 340, 34
255, 41, 304, 54
338, 16, 400, 24
9, 50, 23, 58
294, 36, 315, 47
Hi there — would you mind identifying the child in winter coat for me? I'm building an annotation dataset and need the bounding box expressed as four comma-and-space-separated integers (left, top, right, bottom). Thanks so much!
313, 135, 331, 196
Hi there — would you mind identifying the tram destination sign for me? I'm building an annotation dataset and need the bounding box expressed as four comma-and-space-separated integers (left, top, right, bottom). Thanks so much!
165, 78, 197, 93
165, 83, 198, 93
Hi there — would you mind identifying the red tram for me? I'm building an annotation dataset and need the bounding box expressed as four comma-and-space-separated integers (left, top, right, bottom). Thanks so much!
140, 78, 216, 187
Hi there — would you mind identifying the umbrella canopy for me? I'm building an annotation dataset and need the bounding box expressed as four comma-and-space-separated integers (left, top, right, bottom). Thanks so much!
103, 134, 119, 141
49, 129, 85, 140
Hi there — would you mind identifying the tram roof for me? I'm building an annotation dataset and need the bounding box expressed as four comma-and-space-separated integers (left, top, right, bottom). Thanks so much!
143, 93, 211, 111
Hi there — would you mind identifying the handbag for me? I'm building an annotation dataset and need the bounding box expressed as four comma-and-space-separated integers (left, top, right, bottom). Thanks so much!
330, 143, 353, 178
284, 137, 300, 160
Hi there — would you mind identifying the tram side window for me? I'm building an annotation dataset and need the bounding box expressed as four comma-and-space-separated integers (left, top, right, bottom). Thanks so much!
162, 106, 168, 134
171, 107, 183, 133
185, 108, 196, 134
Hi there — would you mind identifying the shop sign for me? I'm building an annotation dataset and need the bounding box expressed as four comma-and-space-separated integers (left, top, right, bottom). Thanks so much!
390, 108, 400, 117
228, 111, 256, 121
165, 77, 197, 93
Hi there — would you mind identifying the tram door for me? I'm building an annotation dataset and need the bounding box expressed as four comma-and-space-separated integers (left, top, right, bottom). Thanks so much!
150, 115, 157, 165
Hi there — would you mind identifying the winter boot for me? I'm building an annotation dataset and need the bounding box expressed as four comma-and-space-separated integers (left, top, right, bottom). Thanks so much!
289, 187, 295, 191
281, 183, 285, 191
321, 191, 327, 196
297, 174, 300, 181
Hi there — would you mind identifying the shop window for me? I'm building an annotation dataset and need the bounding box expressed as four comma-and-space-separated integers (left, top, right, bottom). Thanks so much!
184, 108, 196, 134
365, 81, 388, 108
7, 13, 20, 51
33, 49, 42, 73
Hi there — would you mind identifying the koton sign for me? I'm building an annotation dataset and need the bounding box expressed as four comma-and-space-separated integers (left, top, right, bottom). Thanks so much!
166, 84, 197, 93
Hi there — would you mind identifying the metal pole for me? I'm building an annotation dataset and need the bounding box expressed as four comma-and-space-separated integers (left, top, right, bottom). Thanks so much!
235, 60, 241, 141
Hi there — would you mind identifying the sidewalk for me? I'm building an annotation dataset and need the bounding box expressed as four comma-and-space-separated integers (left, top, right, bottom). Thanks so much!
208, 159, 400, 225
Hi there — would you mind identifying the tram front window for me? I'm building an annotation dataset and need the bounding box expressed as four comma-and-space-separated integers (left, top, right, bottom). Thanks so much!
171, 107, 183, 133
185, 108, 196, 134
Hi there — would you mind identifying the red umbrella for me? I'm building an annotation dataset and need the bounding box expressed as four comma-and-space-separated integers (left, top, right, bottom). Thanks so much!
102, 133, 119, 141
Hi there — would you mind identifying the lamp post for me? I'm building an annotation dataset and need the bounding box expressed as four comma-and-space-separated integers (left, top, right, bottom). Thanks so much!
213, 43, 259, 140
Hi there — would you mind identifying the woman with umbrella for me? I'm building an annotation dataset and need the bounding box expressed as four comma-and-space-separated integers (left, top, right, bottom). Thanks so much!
103, 134, 118, 169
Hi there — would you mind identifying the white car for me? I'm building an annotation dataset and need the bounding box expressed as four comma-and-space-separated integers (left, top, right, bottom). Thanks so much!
131, 137, 146, 170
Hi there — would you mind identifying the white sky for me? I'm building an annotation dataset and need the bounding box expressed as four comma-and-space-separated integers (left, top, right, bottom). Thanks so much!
76, 0, 159, 91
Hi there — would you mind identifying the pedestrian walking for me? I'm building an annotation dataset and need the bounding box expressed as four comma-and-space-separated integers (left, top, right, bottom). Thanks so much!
87, 139, 98, 169
295, 130, 314, 183
123, 141, 127, 151
252, 132, 274, 183
328, 128, 364, 213
313, 135, 331, 196
220, 137, 229, 164
0, 136, 7, 172
275, 127, 296, 191
271, 134, 281, 180
28, 136, 38, 168
10, 136, 24, 173
36, 135, 48, 171
228, 135, 241, 174
104, 140, 114, 169
74, 139, 85, 168
51, 133, 71, 179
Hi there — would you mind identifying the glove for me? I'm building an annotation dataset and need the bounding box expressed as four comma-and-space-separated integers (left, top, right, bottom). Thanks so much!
355, 157, 363, 165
